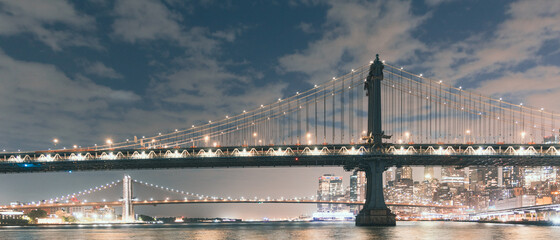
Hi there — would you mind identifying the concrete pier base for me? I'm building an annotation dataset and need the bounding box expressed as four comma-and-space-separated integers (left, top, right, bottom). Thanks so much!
355, 208, 396, 226
354, 160, 396, 226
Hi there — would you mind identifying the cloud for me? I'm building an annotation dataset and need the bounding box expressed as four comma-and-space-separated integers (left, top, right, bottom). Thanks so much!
0, 0, 100, 50
297, 22, 315, 34
0, 51, 140, 149
150, 55, 287, 122
475, 65, 560, 111
418, 0, 560, 112
112, 0, 218, 53
212, 27, 245, 42
112, 0, 183, 42
278, 0, 427, 83
85, 61, 123, 79
112, 0, 283, 130
425, 0, 560, 82
424, 0, 455, 6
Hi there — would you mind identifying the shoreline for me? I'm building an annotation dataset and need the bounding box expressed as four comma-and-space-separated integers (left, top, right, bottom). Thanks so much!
3, 220, 560, 227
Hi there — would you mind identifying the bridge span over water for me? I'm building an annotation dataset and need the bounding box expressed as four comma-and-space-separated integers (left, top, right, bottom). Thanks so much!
2, 55, 559, 226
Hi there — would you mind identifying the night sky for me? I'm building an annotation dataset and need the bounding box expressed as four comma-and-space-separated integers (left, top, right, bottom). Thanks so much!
1, 0, 560, 219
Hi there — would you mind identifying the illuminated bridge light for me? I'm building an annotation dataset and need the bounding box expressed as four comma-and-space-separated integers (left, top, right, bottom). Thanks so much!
392, 146, 408, 155
199, 149, 217, 157
434, 146, 445, 155
311, 147, 321, 156
69, 153, 86, 161
475, 147, 484, 155
233, 148, 251, 157
131, 151, 149, 159
345, 146, 359, 155
100, 152, 117, 160
274, 148, 285, 156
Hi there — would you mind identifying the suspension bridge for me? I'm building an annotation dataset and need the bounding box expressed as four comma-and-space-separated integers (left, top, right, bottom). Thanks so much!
0, 175, 466, 223
1, 54, 559, 226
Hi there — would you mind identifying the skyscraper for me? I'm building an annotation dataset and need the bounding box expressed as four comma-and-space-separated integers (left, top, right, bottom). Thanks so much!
350, 171, 366, 213
396, 167, 412, 181
396, 167, 413, 186
441, 167, 467, 188
424, 167, 435, 180
350, 173, 358, 201
317, 174, 345, 212
469, 167, 498, 190
384, 167, 395, 187
502, 166, 522, 188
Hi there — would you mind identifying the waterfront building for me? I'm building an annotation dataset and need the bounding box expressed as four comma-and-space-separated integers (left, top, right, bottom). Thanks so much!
0, 210, 24, 225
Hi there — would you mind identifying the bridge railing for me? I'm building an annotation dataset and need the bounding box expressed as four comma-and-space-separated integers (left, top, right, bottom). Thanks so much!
387, 145, 560, 156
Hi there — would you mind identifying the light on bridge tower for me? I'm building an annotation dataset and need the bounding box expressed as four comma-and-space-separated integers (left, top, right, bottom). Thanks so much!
355, 54, 396, 227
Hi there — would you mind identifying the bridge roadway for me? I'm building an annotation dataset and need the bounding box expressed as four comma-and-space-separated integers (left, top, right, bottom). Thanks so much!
1, 143, 560, 173
0, 199, 466, 210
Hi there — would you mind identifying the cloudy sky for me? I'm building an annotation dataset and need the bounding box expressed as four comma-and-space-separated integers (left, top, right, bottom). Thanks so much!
1, 0, 560, 218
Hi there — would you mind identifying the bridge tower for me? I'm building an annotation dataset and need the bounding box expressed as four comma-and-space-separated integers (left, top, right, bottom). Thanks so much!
122, 175, 134, 222
356, 54, 396, 226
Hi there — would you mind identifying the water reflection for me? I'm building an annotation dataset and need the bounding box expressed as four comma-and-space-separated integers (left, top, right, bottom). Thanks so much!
1, 222, 559, 240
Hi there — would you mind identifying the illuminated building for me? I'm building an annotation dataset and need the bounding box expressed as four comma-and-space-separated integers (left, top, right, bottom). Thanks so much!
384, 167, 395, 187
502, 166, 522, 188
317, 174, 345, 212
424, 167, 434, 180
350, 171, 366, 213
396, 167, 413, 186
469, 167, 498, 190
0, 210, 24, 225
524, 167, 556, 188
441, 167, 467, 188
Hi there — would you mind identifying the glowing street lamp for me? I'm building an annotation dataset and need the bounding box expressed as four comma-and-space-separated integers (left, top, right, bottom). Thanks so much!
53, 138, 59, 147
204, 136, 209, 147
106, 139, 113, 148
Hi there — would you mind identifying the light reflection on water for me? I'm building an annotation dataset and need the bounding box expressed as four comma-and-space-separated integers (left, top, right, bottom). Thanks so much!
1, 221, 560, 240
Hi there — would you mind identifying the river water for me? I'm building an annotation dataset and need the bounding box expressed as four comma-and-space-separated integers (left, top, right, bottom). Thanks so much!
1, 221, 559, 240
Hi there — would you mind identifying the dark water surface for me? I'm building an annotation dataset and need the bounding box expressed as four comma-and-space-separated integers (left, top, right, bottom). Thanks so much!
1, 221, 559, 240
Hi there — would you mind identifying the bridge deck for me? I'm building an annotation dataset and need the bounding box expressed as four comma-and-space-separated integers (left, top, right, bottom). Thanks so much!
1, 144, 560, 173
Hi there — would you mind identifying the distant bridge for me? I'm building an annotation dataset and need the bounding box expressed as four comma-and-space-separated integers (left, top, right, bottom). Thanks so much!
1, 199, 465, 210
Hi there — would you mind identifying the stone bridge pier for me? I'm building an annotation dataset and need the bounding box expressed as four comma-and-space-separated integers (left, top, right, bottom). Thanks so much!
355, 160, 396, 226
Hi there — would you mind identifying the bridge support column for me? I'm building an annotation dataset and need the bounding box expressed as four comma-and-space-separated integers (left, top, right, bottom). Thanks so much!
122, 175, 134, 222
355, 160, 396, 226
